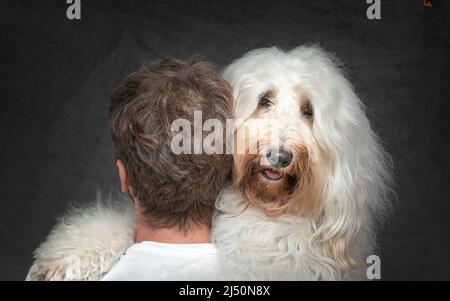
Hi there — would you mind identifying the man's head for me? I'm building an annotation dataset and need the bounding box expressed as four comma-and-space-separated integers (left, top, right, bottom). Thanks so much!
109, 59, 233, 231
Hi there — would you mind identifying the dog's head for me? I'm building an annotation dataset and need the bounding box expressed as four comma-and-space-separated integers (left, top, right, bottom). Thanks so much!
224, 46, 392, 273
229, 77, 325, 218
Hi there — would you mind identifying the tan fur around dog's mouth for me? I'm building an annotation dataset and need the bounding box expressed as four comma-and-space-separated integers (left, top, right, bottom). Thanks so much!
260, 168, 284, 181
258, 167, 297, 183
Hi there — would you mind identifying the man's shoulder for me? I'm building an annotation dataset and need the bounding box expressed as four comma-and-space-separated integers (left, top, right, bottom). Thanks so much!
101, 242, 224, 281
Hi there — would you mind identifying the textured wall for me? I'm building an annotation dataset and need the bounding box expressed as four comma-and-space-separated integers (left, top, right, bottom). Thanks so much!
0, 0, 449, 280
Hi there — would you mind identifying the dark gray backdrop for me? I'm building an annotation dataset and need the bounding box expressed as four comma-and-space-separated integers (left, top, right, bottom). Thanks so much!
0, 0, 449, 280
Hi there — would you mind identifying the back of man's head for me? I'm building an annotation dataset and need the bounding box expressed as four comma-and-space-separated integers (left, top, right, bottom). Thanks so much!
109, 58, 233, 231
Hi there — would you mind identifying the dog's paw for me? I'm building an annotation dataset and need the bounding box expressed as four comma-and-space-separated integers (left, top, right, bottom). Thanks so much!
27, 255, 85, 281
26, 197, 136, 281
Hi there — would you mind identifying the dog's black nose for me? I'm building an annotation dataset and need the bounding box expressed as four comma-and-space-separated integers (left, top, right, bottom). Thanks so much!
266, 148, 293, 168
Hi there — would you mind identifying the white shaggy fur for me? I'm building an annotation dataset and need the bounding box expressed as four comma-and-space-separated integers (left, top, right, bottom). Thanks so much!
214, 186, 338, 280
26, 194, 135, 281
27, 46, 392, 281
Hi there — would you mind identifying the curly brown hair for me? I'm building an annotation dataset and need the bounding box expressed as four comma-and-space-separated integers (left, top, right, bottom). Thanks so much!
109, 58, 233, 230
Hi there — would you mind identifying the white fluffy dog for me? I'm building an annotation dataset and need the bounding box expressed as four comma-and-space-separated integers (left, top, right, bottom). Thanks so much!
27, 46, 392, 281
214, 46, 392, 280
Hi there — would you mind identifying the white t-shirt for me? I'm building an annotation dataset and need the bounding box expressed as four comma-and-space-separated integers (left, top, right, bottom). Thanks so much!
100, 241, 225, 281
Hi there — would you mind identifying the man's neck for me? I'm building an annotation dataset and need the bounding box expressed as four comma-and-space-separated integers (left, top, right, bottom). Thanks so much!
135, 218, 212, 244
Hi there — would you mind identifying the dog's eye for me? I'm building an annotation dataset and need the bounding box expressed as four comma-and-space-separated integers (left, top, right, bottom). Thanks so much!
301, 101, 314, 118
258, 95, 272, 108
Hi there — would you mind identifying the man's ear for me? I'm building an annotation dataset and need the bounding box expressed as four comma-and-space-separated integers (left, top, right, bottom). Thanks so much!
116, 159, 130, 193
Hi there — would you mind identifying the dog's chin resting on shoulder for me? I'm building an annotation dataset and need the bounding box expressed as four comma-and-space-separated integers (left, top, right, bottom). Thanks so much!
27, 45, 392, 281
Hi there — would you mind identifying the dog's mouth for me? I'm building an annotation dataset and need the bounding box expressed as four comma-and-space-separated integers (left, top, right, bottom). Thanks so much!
260, 168, 284, 181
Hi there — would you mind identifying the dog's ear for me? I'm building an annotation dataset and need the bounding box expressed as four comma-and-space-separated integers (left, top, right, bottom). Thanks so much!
311, 81, 393, 277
